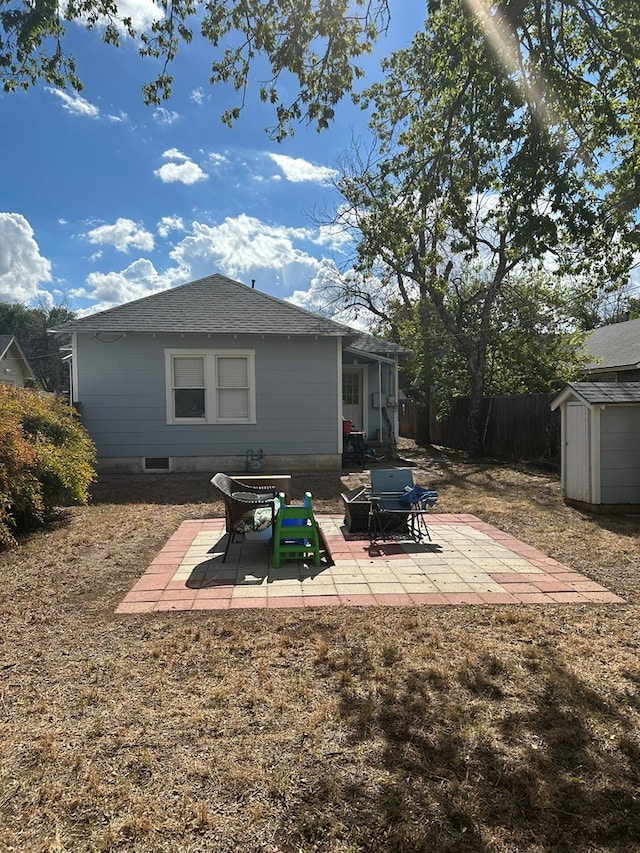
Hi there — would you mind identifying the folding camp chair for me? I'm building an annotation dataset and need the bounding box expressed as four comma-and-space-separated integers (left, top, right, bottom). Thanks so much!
368, 468, 438, 543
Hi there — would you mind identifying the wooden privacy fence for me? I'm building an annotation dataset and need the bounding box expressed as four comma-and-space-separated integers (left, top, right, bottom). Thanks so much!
399, 393, 560, 464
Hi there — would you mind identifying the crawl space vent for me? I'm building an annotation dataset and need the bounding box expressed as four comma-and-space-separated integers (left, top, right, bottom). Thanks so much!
143, 457, 171, 472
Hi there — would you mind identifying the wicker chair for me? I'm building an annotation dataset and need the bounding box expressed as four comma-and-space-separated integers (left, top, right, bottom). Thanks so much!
211, 472, 279, 562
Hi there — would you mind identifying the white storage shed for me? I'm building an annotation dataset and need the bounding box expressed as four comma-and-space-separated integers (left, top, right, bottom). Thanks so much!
551, 382, 640, 512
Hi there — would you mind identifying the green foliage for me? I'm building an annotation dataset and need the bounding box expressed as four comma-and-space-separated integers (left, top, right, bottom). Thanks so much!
568, 283, 640, 330
0, 0, 390, 139
330, 0, 640, 455
0, 301, 75, 392
375, 271, 589, 413
0, 385, 96, 546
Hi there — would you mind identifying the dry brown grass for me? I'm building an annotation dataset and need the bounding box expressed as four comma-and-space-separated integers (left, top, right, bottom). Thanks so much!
1, 441, 639, 852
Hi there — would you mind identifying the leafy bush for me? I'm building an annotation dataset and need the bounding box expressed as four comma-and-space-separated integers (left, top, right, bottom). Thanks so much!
0, 385, 96, 545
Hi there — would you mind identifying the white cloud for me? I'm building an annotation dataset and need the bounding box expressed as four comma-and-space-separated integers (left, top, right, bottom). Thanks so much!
46, 88, 99, 118
313, 222, 353, 252
153, 107, 180, 125
84, 218, 155, 253
157, 216, 186, 238
71, 215, 339, 314
169, 215, 318, 284
254, 173, 281, 184
68, 0, 162, 33
161, 147, 189, 162
0, 212, 52, 302
208, 152, 228, 167
154, 149, 208, 185
71, 259, 187, 315
190, 88, 205, 105
287, 262, 374, 330
266, 153, 338, 184
107, 111, 128, 123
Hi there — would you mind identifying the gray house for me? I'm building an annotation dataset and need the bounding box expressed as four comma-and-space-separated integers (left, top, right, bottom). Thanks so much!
0, 335, 36, 388
551, 382, 640, 511
584, 318, 640, 381
51, 274, 408, 473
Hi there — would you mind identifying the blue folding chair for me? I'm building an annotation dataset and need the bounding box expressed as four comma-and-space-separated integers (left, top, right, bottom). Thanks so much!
369, 469, 438, 542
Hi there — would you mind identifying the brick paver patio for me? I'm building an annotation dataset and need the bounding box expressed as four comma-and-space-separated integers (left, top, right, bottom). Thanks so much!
116, 514, 624, 613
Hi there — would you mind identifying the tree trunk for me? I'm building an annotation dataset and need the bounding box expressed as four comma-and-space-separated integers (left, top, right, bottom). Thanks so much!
417, 293, 433, 445
466, 366, 485, 458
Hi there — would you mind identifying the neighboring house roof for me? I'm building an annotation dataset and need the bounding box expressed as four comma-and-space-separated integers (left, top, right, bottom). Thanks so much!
551, 381, 640, 410
50, 274, 359, 339
0, 334, 36, 381
584, 318, 640, 373
348, 333, 413, 358
0, 334, 14, 356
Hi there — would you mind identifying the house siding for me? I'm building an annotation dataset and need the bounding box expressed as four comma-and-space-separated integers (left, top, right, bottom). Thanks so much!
599, 406, 640, 503
75, 332, 340, 469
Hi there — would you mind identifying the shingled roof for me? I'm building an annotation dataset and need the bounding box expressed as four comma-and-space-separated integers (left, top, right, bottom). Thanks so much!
551, 382, 640, 410
585, 318, 640, 372
50, 274, 359, 338
0, 334, 14, 356
0, 334, 35, 371
348, 333, 413, 358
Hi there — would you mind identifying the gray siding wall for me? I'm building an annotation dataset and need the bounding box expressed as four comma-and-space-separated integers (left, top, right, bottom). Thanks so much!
600, 406, 640, 503
75, 333, 339, 460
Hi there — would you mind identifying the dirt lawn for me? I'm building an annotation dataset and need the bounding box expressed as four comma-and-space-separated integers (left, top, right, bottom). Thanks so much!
1, 441, 639, 852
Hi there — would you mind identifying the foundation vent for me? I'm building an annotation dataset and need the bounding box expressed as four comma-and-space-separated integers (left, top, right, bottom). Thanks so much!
143, 457, 171, 472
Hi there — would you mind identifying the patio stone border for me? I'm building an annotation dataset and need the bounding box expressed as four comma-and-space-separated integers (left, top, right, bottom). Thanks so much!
116, 514, 625, 614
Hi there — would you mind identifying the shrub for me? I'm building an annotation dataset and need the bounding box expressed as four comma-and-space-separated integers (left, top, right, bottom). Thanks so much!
0, 385, 96, 545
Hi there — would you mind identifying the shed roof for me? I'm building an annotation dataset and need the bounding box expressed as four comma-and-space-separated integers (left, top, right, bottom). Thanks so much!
50, 273, 359, 338
585, 318, 640, 372
551, 381, 640, 410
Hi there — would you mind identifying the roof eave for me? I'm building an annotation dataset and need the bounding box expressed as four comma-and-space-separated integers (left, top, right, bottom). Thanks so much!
587, 362, 640, 373
550, 385, 583, 410
346, 345, 396, 365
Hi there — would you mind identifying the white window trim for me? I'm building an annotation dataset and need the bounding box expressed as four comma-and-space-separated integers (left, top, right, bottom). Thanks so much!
165, 349, 256, 425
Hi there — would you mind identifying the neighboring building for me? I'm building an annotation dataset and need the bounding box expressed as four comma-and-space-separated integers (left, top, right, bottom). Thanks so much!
551, 382, 640, 511
50, 273, 410, 473
584, 318, 640, 381
0, 335, 36, 388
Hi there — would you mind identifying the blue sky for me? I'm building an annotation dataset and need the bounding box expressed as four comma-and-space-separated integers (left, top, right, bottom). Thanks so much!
0, 4, 421, 318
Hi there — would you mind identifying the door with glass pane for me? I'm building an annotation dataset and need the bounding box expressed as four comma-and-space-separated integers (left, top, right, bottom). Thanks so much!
342, 368, 363, 430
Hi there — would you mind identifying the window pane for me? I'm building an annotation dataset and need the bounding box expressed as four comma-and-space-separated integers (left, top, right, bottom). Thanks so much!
217, 357, 248, 387
218, 388, 249, 419
173, 356, 205, 387
175, 388, 205, 418
343, 373, 359, 405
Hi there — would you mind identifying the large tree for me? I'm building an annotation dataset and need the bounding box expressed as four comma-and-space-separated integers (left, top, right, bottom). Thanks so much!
0, 0, 391, 139
2, 1, 640, 148
328, 0, 640, 455
0, 302, 75, 393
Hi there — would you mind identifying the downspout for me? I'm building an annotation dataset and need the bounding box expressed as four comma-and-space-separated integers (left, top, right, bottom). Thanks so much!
337, 337, 344, 455
71, 333, 78, 405
378, 360, 383, 442
392, 356, 399, 454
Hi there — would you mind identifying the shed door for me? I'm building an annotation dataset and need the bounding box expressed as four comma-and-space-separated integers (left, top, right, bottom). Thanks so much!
565, 402, 590, 502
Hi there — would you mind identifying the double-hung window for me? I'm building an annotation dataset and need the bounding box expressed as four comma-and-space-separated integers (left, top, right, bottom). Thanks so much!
166, 349, 255, 424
